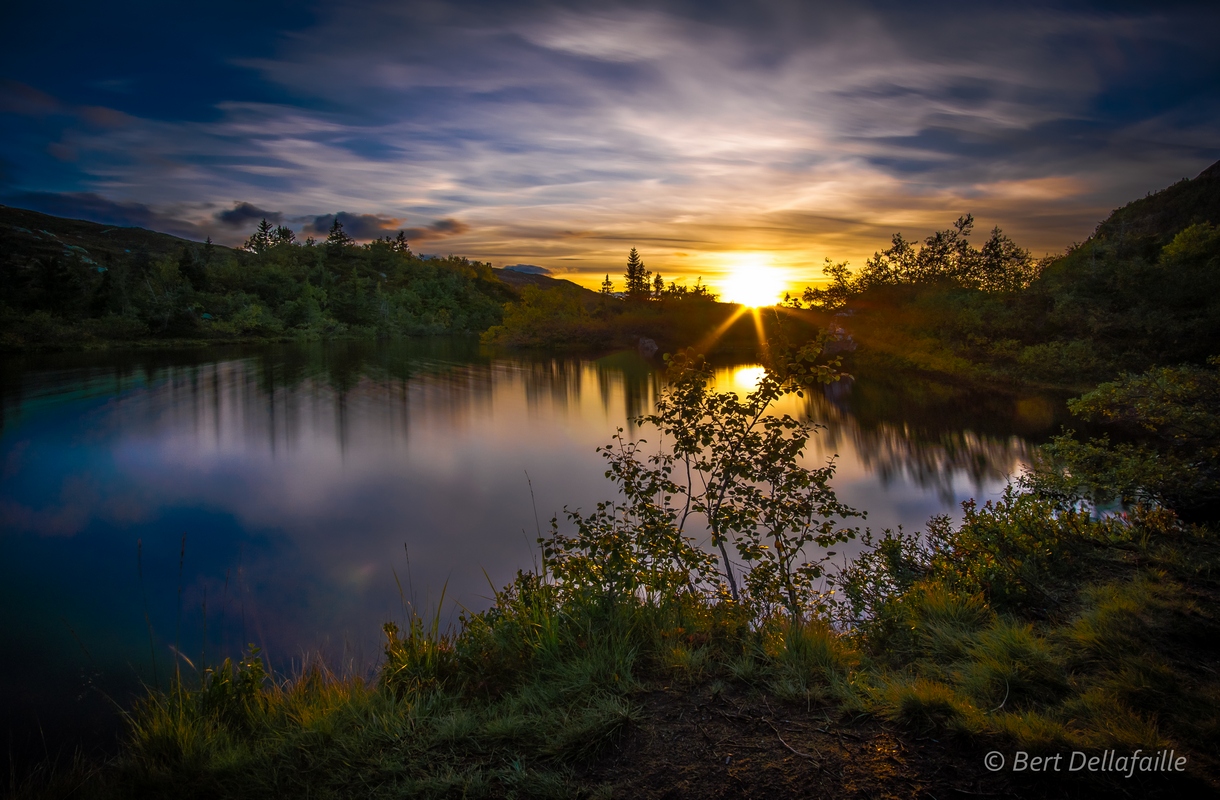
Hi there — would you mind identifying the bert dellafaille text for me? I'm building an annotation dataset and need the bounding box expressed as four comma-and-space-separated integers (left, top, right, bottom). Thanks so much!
985, 749, 1187, 776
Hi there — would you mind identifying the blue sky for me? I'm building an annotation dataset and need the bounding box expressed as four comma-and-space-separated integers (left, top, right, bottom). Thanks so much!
3, 0, 1218, 288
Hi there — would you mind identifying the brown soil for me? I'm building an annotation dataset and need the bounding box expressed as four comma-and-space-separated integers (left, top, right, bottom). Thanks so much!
584, 685, 1219, 800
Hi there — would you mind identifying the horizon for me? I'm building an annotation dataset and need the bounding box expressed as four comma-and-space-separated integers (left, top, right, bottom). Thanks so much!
3, 1, 1219, 301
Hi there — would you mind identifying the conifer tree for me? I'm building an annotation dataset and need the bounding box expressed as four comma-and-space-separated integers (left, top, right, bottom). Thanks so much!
244, 218, 274, 253
393, 230, 411, 253
601, 274, 614, 294
653, 272, 665, 298
326, 218, 355, 252
624, 247, 651, 299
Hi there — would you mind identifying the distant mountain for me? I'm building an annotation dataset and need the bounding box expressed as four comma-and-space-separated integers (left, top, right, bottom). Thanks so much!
492, 267, 599, 298
503, 264, 552, 275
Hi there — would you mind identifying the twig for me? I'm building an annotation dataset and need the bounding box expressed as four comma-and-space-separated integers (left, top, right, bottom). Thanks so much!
766, 720, 818, 761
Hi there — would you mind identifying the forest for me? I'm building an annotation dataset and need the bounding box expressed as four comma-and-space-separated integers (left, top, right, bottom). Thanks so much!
0, 213, 513, 349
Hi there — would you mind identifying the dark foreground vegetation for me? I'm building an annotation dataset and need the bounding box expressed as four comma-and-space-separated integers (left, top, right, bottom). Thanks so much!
15, 337, 1220, 799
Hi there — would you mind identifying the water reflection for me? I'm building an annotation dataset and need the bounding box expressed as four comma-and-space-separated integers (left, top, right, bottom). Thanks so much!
807, 382, 1034, 505
0, 339, 1065, 764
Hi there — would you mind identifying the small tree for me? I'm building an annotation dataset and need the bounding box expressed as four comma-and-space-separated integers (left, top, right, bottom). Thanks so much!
688, 277, 717, 302
600, 274, 614, 295
653, 272, 665, 299
544, 333, 861, 619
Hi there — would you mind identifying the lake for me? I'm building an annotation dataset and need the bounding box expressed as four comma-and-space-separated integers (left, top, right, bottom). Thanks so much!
0, 338, 1067, 763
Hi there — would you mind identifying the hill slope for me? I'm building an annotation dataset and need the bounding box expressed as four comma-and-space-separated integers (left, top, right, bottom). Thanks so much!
0, 205, 218, 269
1093, 159, 1220, 257
0, 207, 518, 349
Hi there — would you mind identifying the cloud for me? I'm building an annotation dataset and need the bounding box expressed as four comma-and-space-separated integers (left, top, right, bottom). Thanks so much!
77, 105, 137, 129
3, 1, 1218, 288
0, 80, 63, 116
298, 213, 470, 242
401, 218, 470, 242
217, 201, 283, 227
301, 211, 403, 240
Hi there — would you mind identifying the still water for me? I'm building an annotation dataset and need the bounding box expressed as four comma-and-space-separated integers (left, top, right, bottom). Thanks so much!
0, 338, 1065, 759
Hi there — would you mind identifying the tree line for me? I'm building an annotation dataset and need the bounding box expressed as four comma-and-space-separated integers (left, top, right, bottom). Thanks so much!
1, 217, 512, 347
790, 199, 1220, 383
599, 247, 718, 302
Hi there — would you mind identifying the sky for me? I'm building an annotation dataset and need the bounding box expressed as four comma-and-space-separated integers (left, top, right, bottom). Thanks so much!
3, 0, 1219, 294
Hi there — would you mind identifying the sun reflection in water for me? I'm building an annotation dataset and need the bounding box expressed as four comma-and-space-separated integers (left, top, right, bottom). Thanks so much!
730, 365, 765, 392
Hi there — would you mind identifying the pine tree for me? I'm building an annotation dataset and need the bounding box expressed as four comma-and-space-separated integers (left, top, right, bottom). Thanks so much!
244, 218, 274, 253
326, 218, 355, 252
393, 230, 410, 254
653, 272, 664, 298
624, 247, 651, 299
272, 225, 296, 246
600, 274, 614, 295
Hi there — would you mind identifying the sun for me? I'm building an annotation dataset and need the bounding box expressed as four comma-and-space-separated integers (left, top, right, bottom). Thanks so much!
718, 258, 787, 307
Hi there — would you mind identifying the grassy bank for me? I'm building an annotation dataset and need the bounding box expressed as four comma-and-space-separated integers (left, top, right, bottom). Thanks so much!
16, 345, 1220, 799
18, 504, 1220, 798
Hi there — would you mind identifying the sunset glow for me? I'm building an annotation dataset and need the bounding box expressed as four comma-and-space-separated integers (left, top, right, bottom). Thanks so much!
717, 258, 788, 307
2, 2, 1216, 288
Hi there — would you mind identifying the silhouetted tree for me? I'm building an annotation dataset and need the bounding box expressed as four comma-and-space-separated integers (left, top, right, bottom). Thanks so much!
326, 219, 355, 254
245, 218, 275, 253
272, 225, 296, 246
624, 247, 651, 300
600, 274, 615, 295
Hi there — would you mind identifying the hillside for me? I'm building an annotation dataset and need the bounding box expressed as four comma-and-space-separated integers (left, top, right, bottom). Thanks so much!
821, 160, 1220, 386
0, 205, 218, 269
491, 266, 599, 298
0, 207, 519, 350
1093, 159, 1220, 257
